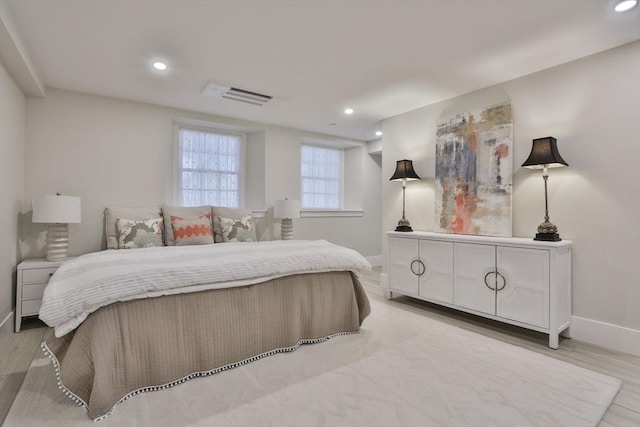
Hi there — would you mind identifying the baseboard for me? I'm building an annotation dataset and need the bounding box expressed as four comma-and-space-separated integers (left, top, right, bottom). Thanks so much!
252, 210, 267, 219
365, 255, 382, 267
0, 310, 14, 334
570, 316, 640, 357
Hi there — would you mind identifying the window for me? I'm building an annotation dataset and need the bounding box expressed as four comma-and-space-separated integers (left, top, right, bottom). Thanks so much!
176, 127, 243, 207
300, 144, 343, 209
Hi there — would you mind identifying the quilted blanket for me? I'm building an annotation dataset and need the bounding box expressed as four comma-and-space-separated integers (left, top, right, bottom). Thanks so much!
43, 271, 371, 420
39, 240, 370, 337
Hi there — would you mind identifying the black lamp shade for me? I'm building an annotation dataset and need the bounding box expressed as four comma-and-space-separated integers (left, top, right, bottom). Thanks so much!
390, 159, 421, 181
522, 137, 569, 169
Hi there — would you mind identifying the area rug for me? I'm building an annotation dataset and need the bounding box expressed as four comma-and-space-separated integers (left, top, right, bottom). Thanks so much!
5, 297, 620, 427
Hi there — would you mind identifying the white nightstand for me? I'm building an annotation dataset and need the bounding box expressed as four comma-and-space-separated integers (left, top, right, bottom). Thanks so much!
15, 258, 73, 332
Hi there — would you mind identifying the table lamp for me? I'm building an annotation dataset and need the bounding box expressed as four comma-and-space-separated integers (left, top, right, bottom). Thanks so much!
274, 198, 300, 240
390, 159, 421, 232
32, 193, 81, 261
521, 137, 568, 241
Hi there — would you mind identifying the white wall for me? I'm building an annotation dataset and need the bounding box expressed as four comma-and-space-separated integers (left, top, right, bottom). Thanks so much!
0, 60, 25, 327
263, 127, 381, 255
23, 88, 382, 259
381, 42, 640, 344
246, 130, 266, 211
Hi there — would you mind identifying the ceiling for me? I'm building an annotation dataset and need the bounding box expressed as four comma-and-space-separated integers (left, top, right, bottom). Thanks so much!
3, 0, 639, 141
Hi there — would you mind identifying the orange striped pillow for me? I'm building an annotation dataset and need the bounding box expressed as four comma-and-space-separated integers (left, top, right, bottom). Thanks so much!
170, 214, 214, 246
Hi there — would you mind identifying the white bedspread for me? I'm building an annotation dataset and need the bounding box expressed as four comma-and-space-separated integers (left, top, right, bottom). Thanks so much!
39, 240, 371, 337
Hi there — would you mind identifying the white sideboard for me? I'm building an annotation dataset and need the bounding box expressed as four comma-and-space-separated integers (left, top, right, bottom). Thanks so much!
387, 231, 572, 349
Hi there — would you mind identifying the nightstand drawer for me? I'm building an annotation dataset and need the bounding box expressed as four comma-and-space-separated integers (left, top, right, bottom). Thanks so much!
22, 267, 57, 284
16, 258, 75, 332
21, 298, 43, 316
22, 282, 48, 300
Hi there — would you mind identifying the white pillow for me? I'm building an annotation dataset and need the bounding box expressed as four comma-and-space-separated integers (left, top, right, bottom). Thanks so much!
215, 214, 256, 242
105, 206, 162, 249
212, 207, 254, 242
116, 217, 164, 249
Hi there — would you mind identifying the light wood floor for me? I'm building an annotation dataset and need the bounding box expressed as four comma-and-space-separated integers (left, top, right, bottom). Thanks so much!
1, 268, 638, 426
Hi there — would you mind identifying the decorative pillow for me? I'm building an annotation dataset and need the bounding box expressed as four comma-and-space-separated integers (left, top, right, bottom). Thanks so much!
212, 207, 254, 243
105, 206, 162, 249
215, 214, 256, 242
170, 214, 214, 246
116, 217, 164, 249
161, 205, 212, 246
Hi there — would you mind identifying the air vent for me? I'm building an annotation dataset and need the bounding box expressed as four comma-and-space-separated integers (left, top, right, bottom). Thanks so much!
201, 82, 273, 106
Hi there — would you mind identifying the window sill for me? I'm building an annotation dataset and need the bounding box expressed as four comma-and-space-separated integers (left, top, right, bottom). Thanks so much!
300, 209, 364, 218
252, 210, 267, 219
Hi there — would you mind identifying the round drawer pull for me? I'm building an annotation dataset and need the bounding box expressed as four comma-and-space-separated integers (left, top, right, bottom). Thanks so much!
410, 259, 426, 276
496, 272, 506, 291
484, 271, 496, 290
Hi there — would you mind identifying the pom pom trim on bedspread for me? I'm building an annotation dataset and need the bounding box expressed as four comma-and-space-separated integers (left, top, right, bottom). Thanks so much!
41, 330, 359, 422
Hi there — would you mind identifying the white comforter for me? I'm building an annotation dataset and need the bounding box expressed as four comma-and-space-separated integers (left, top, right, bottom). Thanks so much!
39, 240, 371, 337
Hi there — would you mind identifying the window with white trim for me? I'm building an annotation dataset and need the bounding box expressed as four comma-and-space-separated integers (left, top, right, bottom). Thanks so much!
176, 127, 243, 207
300, 144, 343, 209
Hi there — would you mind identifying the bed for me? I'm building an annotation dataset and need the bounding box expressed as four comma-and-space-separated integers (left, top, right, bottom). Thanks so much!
39, 240, 371, 421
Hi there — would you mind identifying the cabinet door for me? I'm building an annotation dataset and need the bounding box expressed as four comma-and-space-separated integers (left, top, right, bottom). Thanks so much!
453, 243, 496, 315
496, 247, 549, 328
389, 237, 419, 296
419, 240, 453, 304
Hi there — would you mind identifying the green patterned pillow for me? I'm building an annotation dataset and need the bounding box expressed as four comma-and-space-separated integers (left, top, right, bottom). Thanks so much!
215, 214, 256, 242
116, 217, 164, 249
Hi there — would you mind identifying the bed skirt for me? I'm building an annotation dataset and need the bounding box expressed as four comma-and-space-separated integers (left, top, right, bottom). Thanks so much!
42, 271, 371, 421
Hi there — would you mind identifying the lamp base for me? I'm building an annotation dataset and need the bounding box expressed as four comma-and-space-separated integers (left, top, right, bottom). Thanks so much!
534, 232, 561, 242
46, 223, 70, 261
534, 220, 561, 241
280, 218, 293, 240
395, 217, 413, 232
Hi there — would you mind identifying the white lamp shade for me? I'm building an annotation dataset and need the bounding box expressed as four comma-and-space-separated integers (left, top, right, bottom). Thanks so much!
274, 199, 300, 219
32, 195, 82, 223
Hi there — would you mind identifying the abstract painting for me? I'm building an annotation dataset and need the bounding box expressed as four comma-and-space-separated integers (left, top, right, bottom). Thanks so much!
435, 102, 513, 237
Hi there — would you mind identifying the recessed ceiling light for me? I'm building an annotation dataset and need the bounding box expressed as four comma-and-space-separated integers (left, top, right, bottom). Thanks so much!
375, 131, 383, 136
344, 108, 354, 115
614, 0, 637, 12
152, 61, 168, 71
